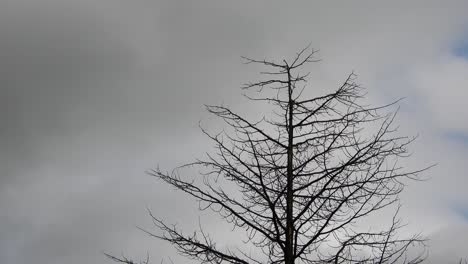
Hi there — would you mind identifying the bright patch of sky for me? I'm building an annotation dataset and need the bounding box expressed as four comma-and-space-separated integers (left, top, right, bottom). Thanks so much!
445, 131, 468, 145
460, 208, 468, 220
453, 37, 468, 59
452, 204, 468, 220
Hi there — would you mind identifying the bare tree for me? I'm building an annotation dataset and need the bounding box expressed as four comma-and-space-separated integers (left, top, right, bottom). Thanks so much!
109, 47, 429, 264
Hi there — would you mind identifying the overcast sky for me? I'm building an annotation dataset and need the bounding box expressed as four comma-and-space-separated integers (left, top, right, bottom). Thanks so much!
2, 1, 468, 263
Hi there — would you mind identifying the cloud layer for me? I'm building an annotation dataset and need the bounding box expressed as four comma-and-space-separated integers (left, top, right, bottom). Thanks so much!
2, 0, 468, 263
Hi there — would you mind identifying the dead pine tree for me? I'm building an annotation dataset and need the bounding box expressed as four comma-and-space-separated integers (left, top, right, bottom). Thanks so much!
109, 46, 429, 264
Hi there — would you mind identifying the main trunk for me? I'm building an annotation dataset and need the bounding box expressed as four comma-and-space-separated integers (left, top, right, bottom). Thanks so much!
285, 66, 294, 264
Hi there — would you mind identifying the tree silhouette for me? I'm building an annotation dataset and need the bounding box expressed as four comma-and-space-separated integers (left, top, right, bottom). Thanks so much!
109, 47, 429, 264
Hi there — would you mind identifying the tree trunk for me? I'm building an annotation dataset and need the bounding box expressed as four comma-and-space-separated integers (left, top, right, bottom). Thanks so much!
285, 66, 294, 264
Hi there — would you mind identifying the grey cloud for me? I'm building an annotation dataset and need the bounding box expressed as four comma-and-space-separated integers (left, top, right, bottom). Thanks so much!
2, 1, 468, 263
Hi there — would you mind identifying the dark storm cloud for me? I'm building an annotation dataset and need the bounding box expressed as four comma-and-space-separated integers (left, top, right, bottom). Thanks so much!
0, 1, 269, 263
1, 5, 131, 181
0, 0, 263, 187
0, 2, 139, 262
